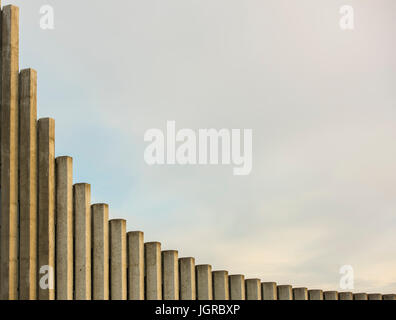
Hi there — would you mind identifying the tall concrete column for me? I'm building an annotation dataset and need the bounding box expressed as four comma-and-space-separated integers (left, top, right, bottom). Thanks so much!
353, 293, 368, 300
383, 294, 396, 300
0, 5, 19, 301
308, 290, 323, 300
368, 294, 382, 300
339, 292, 353, 300
324, 291, 338, 300
92, 204, 109, 300
127, 231, 144, 300
213, 271, 229, 300
73, 183, 91, 300
162, 250, 178, 300
18, 69, 37, 300
55, 156, 73, 300
293, 287, 308, 300
179, 257, 196, 300
229, 275, 245, 300
262, 282, 277, 300
277, 285, 293, 300
246, 279, 261, 300
37, 118, 55, 300
145, 242, 162, 300
196, 264, 212, 300
109, 219, 127, 300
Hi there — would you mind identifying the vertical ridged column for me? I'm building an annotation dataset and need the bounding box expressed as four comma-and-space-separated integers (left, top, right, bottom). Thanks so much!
162, 250, 179, 300
179, 257, 195, 300
213, 271, 229, 300
109, 219, 127, 300
262, 282, 277, 300
37, 118, 55, 300
19, 68, 37, 300
92, 204, 109, 300
0, 5, 19, 301
383, 294, 396, 300
127, 231, 144, 300
368, 294, 382, 300
339, 292, 353, 300
196, 265, 212, 300
145, 242, 162, 300
324, 291, 338, 300
246, 279, 261, 300
353, 293, 368, 300
293, 287, 308, 300
229, 275, 245, 300
309, 290, 323, 300
55, 156, 73, 300
277, 285, 293, 300
74, 183, 91, 300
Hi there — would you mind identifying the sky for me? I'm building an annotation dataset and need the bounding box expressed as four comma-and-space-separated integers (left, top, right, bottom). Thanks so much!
4, 0, 396, 293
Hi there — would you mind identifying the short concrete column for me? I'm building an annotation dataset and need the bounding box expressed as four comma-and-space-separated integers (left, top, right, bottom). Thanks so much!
127, 231, 144, 300
262, 282, 277, 300
308, 290, 323, 300
213, 271, 229, 300
55, 156, 73, 300
324, 291, 338, 300
162, 250, 179, 300
145, 242, 162, 300
293, 287, 308, 300
109, 219, 127, 300
179, 257, 196, 300
383, 294, 396, 300
368, 294, 382, 300
338, 292, 353, 300
19, 69, 37, 300
92, 204, 109, 300
74, 183, 91, 300
196, 265, 213, 300
246, 279, 261, 300
353, 293, 368, 300
229, 275, 245, 300
277, 285, 293, 300
37, 118, 56, 300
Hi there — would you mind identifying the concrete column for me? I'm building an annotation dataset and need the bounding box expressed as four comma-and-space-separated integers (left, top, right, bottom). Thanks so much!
109, 219, 127, 300
179, 257, 196, 300
293, 287, 308, 300
92, 204, 109, 300
0, 5, 19, 301
196, 265, 212, 300
127, 231, 144, 300
339, 292, 353, 300
353, 293, 368, 300
246, 279, 261, 300
73, 183, 91, 300
277, 285, 293, 300
37, 118, 55, 300
229, 275, 245, 300
324, 291, 338, 300
308, 290, 323, 300
213, 271, 229, 300
368, 294, 382, 300
18, 69, 37, 300
383, 294, 396, 300
145, 242, 162, 300
162, 250, 179, 300
262, 282, 277, 300
55, 156, 73, 300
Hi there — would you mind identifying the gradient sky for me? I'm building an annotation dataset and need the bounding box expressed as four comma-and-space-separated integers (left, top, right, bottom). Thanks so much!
5, 0, 396, 293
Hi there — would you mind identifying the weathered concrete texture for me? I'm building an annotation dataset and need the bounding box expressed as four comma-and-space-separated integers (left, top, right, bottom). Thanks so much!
262, 282, 277, 300
162, 250, 179, 300
213, 271, 229, 300
37, 118, 55, 300
383, 294, 396, 300
293, 287, 308, 300
0, 5, 19, 301
18, 69, 37, 300
368, 294, 382, 300
324, 291, 338, 300
338, 292, 353, 300
229, 275, 245, 300
196, 265, 213, 300
277, 285, 293, 300
55, 156, 73, 300
353, 293, 368, 300
92, 204, 109, 300
179, 257, 196, 300
109, 219, 127, 300
246, 279, 261, 300
127, 231, 144, 300
308, 290, 323, 300
145, 242, 162, 300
